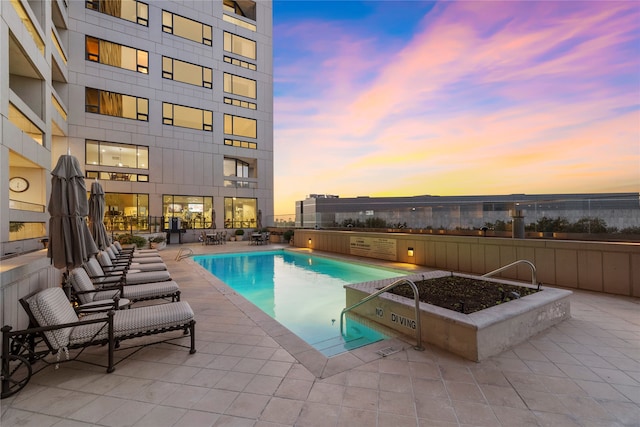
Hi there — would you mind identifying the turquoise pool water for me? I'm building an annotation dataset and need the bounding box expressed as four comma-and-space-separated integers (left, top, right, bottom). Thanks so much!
193, 250, 404, 356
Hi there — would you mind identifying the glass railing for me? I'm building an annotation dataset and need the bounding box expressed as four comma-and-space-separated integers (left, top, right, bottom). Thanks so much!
9, 199, 45, 212
272, 195, 640, 241
10, 0, 44, 54
51, 29, 67, 64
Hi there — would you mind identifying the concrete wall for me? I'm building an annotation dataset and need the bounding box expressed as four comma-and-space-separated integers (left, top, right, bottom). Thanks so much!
293, 230, 640, 297
1, 251, 61, 333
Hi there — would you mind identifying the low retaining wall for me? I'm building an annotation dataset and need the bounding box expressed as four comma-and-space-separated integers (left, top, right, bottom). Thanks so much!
346, 272, 572, 361
293, 230, 640, 296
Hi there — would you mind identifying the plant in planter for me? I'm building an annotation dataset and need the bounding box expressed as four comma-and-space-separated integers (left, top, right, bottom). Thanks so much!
116, 233, 148, 248
283, 229, 294, 244
148, 235, 166, 250
234, 229, 245, 241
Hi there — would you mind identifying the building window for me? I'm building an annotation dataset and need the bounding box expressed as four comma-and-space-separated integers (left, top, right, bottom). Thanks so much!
222, 14, 256, 32
223, 31, 256, 60
222, 0, 256, 20
9, 103, 43, 145
86, 36, 148, 73
9, 222, 46, 242
85, 140, 148, 169
223, 55, 256, 71
163, 103, 213, 131
224, 139, 257, 149
10, 0, 44, 54
223, 73, 256, 99
162, 57, 212, 88
224, 98, 256, 110
87, 171, 149, 182
85, 88, 149, 121
162, 10, 212, 46
224, 114, 256, 138
104, 193, 149, 232
163, 195, 214, 229
224, 197, 257, 229
224, 157, 256, 188
86, 0, 149, 26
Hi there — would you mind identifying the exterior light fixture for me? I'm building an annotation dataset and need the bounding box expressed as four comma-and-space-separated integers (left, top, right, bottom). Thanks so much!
308, 238, 312, 246
407, 247, 414, 257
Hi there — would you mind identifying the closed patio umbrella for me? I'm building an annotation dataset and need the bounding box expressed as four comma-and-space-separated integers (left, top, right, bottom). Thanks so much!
47, 154, 98, 270
88, 180, 110, 250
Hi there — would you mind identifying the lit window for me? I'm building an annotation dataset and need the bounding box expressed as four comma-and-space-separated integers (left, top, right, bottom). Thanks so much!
223, 31, 256, 60
223, 73, 256, 99
85, 87, 148, 121
100, 193, 150, 232
163, 102, 213, 131
163, 195, 214, 229
222, 0, 256, 20
86, 36, 148, 73
224, 114, 256, 138
86, 0, 149, 26
85, 140, 148, 169
162, 57, 212, 88
224, 139, 257, 149
223, 55, 256, 71
224, 197, 257, 228
162, 10, 212, 46
8, 103, 43, 145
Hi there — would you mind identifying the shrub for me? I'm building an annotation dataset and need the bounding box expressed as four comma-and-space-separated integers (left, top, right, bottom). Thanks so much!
235, 229, 245, 236
283, 229, 294, 242
149, 235, 166, 243
116, 233, 148, 248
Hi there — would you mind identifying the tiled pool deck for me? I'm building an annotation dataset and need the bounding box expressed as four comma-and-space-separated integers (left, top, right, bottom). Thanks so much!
1, 242, 639, 426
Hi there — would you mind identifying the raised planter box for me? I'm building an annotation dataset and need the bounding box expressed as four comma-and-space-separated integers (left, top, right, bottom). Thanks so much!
345, 271, 572, 361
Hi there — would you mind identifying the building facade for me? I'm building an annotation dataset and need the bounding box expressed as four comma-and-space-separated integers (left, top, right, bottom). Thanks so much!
2, 0, 273, 256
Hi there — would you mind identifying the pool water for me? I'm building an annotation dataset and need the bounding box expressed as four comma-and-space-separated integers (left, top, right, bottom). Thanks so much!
193, 250, 404, 356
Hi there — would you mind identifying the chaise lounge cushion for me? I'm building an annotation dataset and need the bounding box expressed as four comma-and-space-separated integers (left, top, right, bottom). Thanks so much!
28, 288, 79, 350
69, 301, 194, 345
27, 287, 194, 349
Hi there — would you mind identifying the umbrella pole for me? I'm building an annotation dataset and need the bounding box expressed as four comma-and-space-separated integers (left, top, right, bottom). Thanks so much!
62, 270, 72, 300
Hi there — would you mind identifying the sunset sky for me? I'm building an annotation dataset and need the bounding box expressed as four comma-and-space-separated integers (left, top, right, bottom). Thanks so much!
272, 1, 640, 216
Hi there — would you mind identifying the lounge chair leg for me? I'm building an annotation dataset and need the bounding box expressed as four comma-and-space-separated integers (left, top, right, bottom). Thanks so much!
107, 311, 115, 373
189, 320, 196, 354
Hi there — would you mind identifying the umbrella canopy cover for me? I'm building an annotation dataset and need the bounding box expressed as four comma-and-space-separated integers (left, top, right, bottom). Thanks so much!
48, 155, 98, 269
89, 180, 111, 250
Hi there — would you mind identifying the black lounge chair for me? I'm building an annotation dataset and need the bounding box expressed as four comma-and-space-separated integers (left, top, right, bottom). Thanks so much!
1, 287, 195, 399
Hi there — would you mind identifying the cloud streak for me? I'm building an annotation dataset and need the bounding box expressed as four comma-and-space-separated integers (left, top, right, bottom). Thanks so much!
273, 1, 640, 214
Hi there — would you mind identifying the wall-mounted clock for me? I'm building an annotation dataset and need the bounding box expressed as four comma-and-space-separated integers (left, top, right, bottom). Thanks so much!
9, 177, 30, 193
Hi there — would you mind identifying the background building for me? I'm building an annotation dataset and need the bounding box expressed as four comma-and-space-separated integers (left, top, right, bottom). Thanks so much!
2, 0, 273, 256
296, 193, 640, 233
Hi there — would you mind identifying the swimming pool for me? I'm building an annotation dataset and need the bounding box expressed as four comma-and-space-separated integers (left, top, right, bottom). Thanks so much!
193, 250, 404, 356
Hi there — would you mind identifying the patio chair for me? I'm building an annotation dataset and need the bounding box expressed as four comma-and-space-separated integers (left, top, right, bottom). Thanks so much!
70, 268, 180, 306
1, 287, 195, 399
114, 240, 158, 255
98, 250, 167, 272
92, 252, 171, 285
106, 246, 163, 264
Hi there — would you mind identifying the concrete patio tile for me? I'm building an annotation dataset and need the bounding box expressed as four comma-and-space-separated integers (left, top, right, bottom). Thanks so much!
295, 401, 341, 427
378, 390, 416, 416
215, 371, 256, 392
175, 410, 220, 426
259, 397, 304, 425
133, 404, 186, 427
274, 378, 313, 399
342, 386, 378, 411
413, 395, 457, 422
597, 399, 640, 425
336, 407, 377, 427
211, 415, 256, 427
450, 401, 499, 426
185, 368, 227, 388
555, 395, 617, 423
159, 384, 210, 409
97, 400, 156, 427
191, 389, 239, 414
306, 381, 345, 405
104, 378, 176, 404
243, 374, 283, 396
379, 372, 413, 393
444, 380, 486, 403
224, 392, 271, 418
66, 395, 127, 423
492, 405, 540, 426
377, 412, 419, 427
477, 384, 527, 408
575, 379, 632, 401
345, 369, 380, 389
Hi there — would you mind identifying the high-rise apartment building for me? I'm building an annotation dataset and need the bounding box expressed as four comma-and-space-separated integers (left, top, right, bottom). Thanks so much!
1, 0, 273, 255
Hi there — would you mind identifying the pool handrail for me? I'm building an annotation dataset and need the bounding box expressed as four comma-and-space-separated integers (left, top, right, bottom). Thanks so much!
340, 278, 424, 351
482, 259, 537, 286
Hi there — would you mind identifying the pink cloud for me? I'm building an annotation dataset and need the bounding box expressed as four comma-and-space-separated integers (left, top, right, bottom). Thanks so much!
273, 1, 640, 214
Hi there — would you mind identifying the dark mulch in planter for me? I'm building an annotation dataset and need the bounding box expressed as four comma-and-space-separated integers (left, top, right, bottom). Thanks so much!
388, 275, 539, 314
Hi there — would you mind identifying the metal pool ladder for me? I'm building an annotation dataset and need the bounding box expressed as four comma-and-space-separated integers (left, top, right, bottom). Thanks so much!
339, 278, 424, 351
175, 247, 193, 261
482, 259, 537, 286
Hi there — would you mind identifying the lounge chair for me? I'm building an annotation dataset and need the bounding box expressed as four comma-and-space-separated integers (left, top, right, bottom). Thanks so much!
106, 246, 164, 264
86, 256, 172, 285
97, 250, 167, 273
70, 268, 180, 306
1, 287, 195, 398
114, 240, 158, 255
